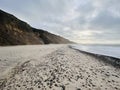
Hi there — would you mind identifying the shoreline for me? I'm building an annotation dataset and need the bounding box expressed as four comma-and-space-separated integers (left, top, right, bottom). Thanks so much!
69, 45, 120, 68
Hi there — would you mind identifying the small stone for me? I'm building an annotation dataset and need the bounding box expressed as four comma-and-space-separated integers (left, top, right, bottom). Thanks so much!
77, 88, 81, 90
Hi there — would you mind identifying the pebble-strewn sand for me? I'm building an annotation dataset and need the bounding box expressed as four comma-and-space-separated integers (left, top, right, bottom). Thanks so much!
0, 45, 120, 90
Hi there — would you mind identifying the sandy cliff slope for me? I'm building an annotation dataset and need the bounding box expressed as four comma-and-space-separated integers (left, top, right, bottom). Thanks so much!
0, 45, 120, 90
0, 9, 72, 45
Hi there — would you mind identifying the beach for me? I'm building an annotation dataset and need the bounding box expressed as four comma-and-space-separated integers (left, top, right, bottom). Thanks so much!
0, 45, 120, 90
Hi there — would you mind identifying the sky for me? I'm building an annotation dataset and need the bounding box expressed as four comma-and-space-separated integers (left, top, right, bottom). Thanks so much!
0, 0, 120, 44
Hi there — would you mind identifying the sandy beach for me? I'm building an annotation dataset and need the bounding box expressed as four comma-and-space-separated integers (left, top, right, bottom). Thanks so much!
0, 45, 120, 90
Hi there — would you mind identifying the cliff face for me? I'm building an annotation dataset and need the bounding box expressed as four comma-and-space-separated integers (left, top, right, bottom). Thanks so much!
0, 10, 72, 45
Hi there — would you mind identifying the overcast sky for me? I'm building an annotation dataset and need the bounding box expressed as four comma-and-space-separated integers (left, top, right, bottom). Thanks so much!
0, 0, 120, 44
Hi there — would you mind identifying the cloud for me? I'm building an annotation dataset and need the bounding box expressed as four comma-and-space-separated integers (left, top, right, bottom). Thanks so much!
0, 0, 120, 44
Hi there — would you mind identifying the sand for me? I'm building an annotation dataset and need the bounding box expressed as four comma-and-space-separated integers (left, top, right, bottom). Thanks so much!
0, 45, 120, 90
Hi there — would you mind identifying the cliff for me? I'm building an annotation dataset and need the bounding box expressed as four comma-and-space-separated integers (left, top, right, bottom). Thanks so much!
0, 9, 72, 45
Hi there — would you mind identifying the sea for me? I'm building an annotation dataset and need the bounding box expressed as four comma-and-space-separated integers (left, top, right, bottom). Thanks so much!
71, 44, 120, 59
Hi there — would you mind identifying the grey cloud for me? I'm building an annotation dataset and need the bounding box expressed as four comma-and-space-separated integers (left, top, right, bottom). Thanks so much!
89, 10, 120, 31
0, 0, 120, 44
